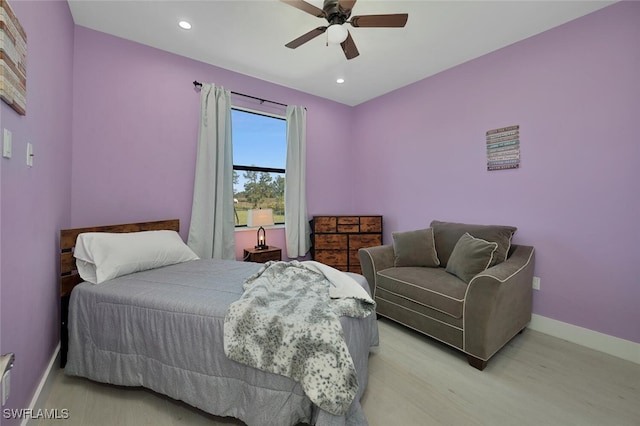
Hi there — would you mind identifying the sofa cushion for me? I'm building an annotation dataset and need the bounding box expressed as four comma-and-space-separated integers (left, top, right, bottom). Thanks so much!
446, 233, 498, 283
376, 267, 467, 319
392, 228, 440, 267
375, 294, 464, 349
430, 220, 517, 267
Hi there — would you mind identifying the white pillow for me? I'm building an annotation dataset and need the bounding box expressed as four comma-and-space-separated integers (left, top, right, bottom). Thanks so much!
74, 230, 199, 284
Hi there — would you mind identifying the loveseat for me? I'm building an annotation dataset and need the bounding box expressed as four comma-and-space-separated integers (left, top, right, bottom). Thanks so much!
359, 220, 535, 370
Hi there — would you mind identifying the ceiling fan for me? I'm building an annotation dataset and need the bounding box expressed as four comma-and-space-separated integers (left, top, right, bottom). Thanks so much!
281, 0, 408, 60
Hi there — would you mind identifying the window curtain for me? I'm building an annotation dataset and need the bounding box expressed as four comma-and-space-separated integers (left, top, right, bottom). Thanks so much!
285, 105, 311, 258
187, 83, 236, 260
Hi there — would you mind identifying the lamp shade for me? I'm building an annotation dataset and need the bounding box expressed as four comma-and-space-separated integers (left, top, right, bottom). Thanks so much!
327, 24, 348, 45
247, 209, 274, 227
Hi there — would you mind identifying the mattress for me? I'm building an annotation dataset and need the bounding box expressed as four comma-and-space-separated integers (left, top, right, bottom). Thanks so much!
65, 258, 379, 426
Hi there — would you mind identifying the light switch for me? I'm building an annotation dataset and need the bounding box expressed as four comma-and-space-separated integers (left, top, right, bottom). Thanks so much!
2, 128, 11, 159
26, 142, 33, 167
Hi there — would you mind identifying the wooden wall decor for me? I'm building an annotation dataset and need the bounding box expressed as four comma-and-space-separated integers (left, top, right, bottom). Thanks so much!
0, 0, 26, 115
486, 125, 519, 171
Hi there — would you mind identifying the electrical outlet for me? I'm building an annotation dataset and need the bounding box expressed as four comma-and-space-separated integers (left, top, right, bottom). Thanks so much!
532, 276, 541, 290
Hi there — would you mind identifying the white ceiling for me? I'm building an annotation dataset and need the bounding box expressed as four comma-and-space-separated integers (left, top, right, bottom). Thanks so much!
67, 0, 615, 106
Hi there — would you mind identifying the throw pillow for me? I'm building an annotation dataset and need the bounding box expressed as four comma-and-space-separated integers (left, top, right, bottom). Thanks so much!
392, 228, 440, 267
430, 220, 517, 267
446, 233, 498, 283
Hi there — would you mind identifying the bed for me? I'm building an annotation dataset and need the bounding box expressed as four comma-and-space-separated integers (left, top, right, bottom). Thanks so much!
59, 219, 379, 426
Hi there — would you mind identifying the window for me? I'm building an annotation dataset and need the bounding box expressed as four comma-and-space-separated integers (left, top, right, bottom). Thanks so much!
232, 108, 286, 227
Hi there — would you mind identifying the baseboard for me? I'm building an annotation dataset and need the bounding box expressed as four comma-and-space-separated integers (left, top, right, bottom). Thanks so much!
529, 314, 640, 365
22, 343, 60, 426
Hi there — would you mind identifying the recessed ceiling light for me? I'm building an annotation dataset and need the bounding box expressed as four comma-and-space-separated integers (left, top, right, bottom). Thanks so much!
178, 20, 192, 30
336, 78, 345, 84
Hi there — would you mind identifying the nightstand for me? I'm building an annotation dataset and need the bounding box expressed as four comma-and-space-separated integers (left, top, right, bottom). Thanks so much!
243, 246, 282, 263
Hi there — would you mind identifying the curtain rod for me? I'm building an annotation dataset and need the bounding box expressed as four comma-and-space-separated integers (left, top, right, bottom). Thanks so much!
193, 81, 288, 108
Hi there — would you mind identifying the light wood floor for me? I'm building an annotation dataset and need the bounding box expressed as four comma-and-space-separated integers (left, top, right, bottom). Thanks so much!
34, 318, 639, 425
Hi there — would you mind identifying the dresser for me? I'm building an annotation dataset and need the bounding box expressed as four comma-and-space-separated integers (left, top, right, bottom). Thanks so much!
311, 215, 383, 274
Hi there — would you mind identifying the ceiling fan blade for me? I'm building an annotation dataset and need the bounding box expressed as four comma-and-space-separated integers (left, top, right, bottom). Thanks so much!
280, 0, 325, 18
285, 27, 327, 49
341, 31, 360, 60
339, 0, 357, 15
350, 13, 408, 28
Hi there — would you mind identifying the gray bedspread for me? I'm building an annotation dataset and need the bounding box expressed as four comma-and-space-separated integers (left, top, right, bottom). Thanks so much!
65, 259, 379, 426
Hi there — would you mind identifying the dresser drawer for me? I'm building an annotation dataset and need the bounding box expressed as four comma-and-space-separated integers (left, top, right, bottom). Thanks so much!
360, 216, 382, 233
315, 250, 348, 266
337, 216, 360, 233
349, 250, 361, 267
314, 216, 337, 233
349, 234, 382, 249
348, 264, 362, 274
315, 234, 347, 249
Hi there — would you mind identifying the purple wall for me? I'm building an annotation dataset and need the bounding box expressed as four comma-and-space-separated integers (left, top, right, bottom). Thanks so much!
351, 1, 640, 343
70, 26, 356, 257
0, 1, 74, 423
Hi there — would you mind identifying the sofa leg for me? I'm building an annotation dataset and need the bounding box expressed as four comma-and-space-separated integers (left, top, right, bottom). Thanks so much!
466, 355, 488, 371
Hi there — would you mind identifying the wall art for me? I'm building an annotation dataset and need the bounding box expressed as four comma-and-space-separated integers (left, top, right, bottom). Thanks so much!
0, 0, 27, 115
486, 125, 519, 171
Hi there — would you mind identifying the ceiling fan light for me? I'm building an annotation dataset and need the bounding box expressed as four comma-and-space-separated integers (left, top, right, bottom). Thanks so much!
327, 24, 348, 45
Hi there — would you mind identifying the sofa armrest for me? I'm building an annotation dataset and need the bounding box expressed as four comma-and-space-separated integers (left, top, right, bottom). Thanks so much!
358, 245, 395, 298
463, 244, 535, 361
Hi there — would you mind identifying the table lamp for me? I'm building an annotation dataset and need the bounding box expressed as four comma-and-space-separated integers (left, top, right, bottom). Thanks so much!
247, 208, 274, 250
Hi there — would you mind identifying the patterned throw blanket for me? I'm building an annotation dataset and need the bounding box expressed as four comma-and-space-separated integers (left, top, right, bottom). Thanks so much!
223, 261, 376, 415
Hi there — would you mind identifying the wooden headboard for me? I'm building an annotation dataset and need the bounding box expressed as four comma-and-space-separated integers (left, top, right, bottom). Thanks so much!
59, 219, 180, 367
